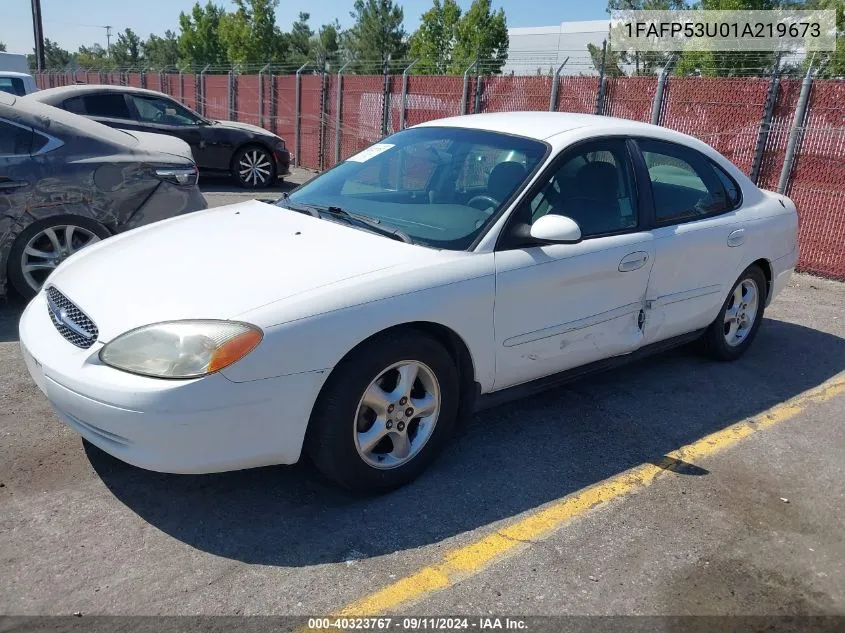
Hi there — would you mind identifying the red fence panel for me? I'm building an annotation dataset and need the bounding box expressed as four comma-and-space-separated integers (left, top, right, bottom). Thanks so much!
236, 75, 260, 127
298, 75, 323, 170
146, 73, 162, 94
660, 77, 769, 176
554, 76, 599, 114
338, 75, 385, 162
403, 75, 465, 127
203, 75, 229, 120
181, 74, 197, 111
481, 75, 552, 113
787, 80, 845, 280
271, 75, 297, 158
126, 73, 142, 88
604, 76, 658, 123
757, 79, 802, 191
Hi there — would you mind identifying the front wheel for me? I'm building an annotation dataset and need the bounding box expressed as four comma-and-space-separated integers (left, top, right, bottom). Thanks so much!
699, 265, 767, 361
232, 145, 275, 189
7, 216, 111, 299
307, 330, 460, 492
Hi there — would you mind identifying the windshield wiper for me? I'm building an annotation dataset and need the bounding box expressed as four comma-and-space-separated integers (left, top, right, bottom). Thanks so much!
320, 206, 413, 244
277, 193, 320, 217
276, 196, 413, 243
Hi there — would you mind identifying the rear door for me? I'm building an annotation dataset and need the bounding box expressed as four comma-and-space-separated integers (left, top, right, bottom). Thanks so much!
633, 138, 748, 344
0, 117, 37, 212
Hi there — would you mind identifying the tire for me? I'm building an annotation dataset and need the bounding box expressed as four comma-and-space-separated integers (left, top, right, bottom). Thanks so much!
307, 329, 460, 492
699, 265, 768, 362
232, 145, 276, 189
7, 215, 111, 299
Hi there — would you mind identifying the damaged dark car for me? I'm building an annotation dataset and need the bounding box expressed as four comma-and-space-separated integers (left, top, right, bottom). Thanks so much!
0, 91, 206, 298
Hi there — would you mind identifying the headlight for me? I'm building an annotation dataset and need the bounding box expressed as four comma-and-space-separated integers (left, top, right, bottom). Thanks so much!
99, 320, 262, 379
154, 166, 199, 186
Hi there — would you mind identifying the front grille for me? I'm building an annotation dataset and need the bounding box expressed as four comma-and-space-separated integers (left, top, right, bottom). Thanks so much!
45, 286, 99, 349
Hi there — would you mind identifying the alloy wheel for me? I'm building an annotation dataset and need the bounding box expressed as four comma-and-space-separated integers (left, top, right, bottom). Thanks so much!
354, 360, 441, 470
238, 148, 272, 187
723, 278, 759, 347
21, 225, 100, 293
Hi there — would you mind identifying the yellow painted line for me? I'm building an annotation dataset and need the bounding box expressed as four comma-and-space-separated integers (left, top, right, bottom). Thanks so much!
335, 373, 845, 617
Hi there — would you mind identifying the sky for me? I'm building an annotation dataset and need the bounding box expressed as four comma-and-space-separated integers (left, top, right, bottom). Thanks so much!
1, 0, 608, 55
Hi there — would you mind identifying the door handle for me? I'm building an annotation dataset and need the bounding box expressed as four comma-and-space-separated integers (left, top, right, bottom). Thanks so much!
0, 180, 29, 191
727, 228, 745, 247
618, 251, 649, 272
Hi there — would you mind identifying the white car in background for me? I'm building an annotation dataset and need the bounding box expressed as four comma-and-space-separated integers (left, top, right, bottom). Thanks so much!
0, 71, 38, 96
18, 112, 799, 492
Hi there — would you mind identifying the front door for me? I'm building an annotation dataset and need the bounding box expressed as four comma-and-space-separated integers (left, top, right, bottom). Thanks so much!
493, 138, 655, 390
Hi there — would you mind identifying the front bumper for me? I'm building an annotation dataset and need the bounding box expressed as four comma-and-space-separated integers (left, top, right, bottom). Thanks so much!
19, 292, 327, 474
275, 149, 291, 177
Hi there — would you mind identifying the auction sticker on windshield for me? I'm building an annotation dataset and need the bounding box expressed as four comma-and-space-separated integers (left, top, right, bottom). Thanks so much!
347, 143, 394, 162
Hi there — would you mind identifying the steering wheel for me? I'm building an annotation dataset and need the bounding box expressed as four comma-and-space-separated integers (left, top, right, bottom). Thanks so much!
152, 110, 164, 122
467, 194, 500, 213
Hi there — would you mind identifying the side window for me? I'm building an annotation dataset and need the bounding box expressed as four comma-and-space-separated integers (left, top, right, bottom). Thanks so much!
0, 77, 26, 97
638, 139, 730, 223
63, 96, 86, 114
526, 139, 637, 238
713, 163, 742, 209
130, 95, 198, 125
81, 94, 132, 119
0, 120, 33, 155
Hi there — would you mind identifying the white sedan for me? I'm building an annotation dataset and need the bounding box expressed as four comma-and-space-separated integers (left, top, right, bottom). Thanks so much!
19, 112, 799, 491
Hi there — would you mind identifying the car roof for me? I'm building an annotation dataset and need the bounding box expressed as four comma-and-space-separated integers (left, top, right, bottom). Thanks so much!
415, 111, 685, 142
27, 84, 172, 103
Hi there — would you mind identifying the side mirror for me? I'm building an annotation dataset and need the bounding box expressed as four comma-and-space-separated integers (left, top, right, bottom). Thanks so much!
529, 214, 582, 244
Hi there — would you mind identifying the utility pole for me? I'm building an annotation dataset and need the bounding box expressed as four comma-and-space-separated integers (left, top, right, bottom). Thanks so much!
104, 25, 112, 56
31, 0, 46, 71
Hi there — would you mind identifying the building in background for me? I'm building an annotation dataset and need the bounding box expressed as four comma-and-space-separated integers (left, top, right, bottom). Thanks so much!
503, 20, 610, 76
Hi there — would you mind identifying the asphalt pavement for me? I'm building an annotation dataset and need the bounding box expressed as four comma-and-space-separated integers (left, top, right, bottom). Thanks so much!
0, 181, 843, 619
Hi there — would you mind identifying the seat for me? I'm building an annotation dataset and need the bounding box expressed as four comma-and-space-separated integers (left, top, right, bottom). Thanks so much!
555, 161, 622, 236
487, 161, 527, 202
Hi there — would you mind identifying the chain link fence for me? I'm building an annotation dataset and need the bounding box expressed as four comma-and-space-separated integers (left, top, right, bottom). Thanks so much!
34, 65, 845, 280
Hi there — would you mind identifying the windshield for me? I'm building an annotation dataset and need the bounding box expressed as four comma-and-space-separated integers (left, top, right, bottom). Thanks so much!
281, 127, 548, 250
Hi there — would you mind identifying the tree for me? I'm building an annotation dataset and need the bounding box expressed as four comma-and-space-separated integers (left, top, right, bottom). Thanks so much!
343, 0, 407, 70
606, 0, 684, 75
587, 42, 625, 76
43, 38, 72, 69
219, 0, 286, 64
805, 0, 844, 77
144, 31, 180, 68
288, 12, 314, 62
178, 1, 227, 67
673, 0, 777, 76
311, 21, 342, 67
0, 42, 6, 52
76, 43, 113, 69
450, 0, 508, 74
408, 0, 461, 74
111, 28, 143, 67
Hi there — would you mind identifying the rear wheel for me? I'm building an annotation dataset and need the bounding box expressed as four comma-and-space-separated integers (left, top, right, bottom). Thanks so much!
7, 216, 111, 299
307, 330, 459, 492
699, 265, 767, 361
232, 145, 275, 189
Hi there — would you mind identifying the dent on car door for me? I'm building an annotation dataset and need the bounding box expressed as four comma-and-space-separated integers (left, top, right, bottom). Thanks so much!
493, 138, 655, 391
634, 138, 747, 344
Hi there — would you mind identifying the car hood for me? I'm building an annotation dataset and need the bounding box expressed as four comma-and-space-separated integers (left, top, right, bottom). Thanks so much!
45, 200, 434, 341
212, 119, 280, 139
118, 129, 195, 163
